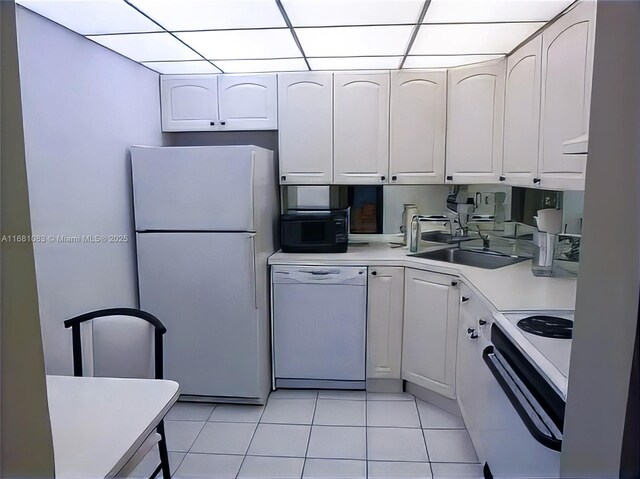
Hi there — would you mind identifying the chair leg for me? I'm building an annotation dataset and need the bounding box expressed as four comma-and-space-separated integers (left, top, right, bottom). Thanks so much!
155, 420, 171, 479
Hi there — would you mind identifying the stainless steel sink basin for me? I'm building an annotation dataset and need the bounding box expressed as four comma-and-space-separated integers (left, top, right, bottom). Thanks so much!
410, 248, 529, 270
420, 231, 472, 244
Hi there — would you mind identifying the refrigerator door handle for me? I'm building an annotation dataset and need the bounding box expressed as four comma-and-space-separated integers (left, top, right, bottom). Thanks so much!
249, 234, 258, 309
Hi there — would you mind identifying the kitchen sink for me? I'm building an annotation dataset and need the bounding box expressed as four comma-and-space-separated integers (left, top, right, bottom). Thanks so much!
410, 248, 529, 270
421, 231, 464, 243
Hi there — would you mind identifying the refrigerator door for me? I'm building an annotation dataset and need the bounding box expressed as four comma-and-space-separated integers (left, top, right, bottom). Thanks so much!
137, 231, 260, 398
132, 146, 255, 231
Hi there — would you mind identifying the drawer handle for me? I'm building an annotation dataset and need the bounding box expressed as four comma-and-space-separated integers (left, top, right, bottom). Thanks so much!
209, 121, 216, 126
461, 296, 469, 303
371, 271, 377, 276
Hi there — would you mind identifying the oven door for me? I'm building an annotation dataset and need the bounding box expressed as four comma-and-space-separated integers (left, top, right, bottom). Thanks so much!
457, 313, 562, 478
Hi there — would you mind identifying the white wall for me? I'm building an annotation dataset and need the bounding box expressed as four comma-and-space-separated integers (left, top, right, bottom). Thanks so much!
560, 1, 640, 477
16, 7, 164, 374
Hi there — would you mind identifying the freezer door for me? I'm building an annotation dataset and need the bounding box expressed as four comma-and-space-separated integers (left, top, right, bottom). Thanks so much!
137, 232, 260, 398
131, 146, 255, 231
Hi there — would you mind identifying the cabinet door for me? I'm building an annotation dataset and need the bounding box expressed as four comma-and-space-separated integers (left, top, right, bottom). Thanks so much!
218, 74, 277, 130
539, 1, 596, 190
390, 71, 446, 184
402, 269, 459, 398
334, 72, 389, 184
278, 73, 333, 185
161, 75, 219, 132
367, 267, 404, 379
503, 36, 542, 187
446, 60, 506, 184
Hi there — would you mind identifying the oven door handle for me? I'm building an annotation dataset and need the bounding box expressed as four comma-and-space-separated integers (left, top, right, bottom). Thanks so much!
482, 346, 562, 452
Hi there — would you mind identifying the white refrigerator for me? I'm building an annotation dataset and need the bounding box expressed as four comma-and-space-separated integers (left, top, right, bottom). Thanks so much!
131, 145, 278, 404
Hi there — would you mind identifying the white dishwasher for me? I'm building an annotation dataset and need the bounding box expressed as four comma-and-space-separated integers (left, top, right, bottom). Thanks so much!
272, 265, 367, 389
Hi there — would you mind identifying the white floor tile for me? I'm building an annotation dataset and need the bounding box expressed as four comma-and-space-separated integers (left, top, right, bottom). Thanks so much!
247, 424, 311, 457
261, 398, 316, 425
306, 426, 366, 460
317, 390, 366, 401
367, 427, 429, 462
126, 445, 185, 478
302, 459, 366, 478
173, 453, 244, 478
431, 462, 484, 478
368, 461, 433, 478
269, 389, 318, 399
208, 404, 264, 423
190, 422, 257, 455
416, 400, 465, 429
165, 402, 216, 421
424, 430, 478, 463
367, 392, 415, 401
367, 401, 421, 428
313, 399, 366, 426
164, 420, 205, 452
238, 456, 304, 478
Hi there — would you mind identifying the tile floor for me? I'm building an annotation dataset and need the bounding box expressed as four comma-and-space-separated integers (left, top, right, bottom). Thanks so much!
129, 390, 484, 479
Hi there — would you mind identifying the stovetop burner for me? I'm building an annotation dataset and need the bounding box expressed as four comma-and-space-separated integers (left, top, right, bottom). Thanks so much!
517, 316, 573, 339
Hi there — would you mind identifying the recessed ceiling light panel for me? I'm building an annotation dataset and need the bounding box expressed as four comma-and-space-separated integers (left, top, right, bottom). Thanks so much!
17, 0, 161, 35
129, 0, 286, 31
404, 55, 505, 68
142, 60, 222, 74
176, 29, 302, 60
87, 32, 201, 62
296, 25, 414, 57
411, 23, 544, 55
308, 56, 403, 70
424, 0, 575, 23
282, 0, 425, 27
214, 58, 309, 74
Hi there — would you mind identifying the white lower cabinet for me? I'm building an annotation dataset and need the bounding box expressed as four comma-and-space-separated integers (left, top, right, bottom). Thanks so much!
402, 268, 460, 399
367, 267, 404, 379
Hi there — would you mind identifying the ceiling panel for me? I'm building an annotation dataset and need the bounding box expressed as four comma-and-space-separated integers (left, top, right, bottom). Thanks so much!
129, 0, 286, 31
142, 60, 222, 74
411, 23, 544, 55
308, 56, 403, 71
87, 32, 201, 62
281, 0, 425, 27
17, 0, 161, 35
404, 55, 505, 68
296, 25, 414, 57
214, 58, 309, 74
424, 0, 575, 23
176, 29, 301, 60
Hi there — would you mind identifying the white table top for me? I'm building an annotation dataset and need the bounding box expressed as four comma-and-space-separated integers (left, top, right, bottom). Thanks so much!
47, 375, 179, 479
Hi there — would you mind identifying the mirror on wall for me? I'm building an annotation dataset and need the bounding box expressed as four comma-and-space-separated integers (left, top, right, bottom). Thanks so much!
282, 185, 583, 236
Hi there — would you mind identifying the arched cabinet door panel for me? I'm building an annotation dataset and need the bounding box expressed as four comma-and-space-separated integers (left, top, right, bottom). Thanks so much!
539, 0, 596, 191
218, 75, 277, 130
446, 60, 506, 185
278, 73, 333, 185
333, 72, 390, 185
161, 75, 219, 131
390, 71, 447, 185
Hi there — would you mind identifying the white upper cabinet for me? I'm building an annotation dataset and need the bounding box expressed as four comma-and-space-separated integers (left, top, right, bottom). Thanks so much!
389, 71, 447, 184
278, 73, 333, 185
446, 60, 506, 184
333, 72, 390, 184
218, 75, 278, 130
161, 75, 219, 131
502, 36, 542, 187
160, 74, 277, 132
539, 1, 596, 190
402, 269, 459, 399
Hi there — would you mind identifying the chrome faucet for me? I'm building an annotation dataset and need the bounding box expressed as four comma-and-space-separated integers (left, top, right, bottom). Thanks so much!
475, 225, 491, 249
409, 215, 455, 252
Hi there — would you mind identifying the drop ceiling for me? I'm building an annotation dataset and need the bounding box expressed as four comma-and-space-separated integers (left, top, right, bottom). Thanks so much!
16, 0, 576, 74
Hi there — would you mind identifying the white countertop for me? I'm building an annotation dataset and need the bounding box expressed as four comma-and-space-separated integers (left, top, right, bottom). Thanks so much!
47, 375, 179, 479
269, 241, 577, 312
